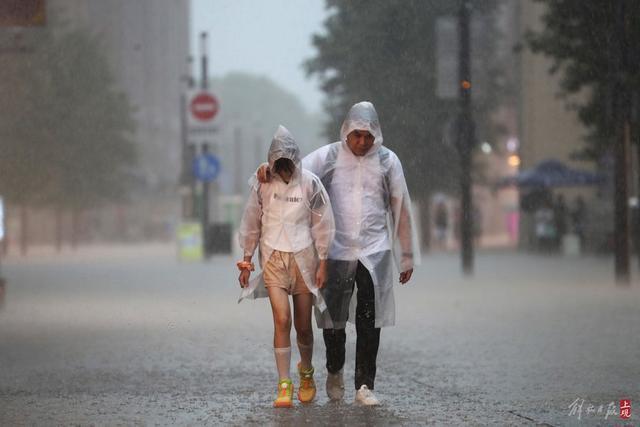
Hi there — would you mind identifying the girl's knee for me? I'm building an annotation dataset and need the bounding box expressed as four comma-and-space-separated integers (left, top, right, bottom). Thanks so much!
274, 313, 292, 331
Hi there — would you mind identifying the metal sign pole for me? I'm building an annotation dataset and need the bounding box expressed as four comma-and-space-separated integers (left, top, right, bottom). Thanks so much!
199, 32, 210, 257
201, 143, 210, 256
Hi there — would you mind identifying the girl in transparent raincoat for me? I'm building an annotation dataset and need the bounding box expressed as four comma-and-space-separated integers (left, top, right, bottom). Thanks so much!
237, 125, 335, 408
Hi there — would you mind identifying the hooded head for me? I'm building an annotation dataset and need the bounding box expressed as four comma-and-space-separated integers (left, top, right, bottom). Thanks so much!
340, 101, 383, 156
268, 125, 301, 178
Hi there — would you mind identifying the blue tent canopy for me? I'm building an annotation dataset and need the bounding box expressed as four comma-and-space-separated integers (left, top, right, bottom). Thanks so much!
500, 159, 604, 188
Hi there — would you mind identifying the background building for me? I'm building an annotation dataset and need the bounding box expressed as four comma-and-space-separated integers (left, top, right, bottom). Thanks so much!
54, 0, 190, 190
516, 1, 587, 171
514, 0, 603, 251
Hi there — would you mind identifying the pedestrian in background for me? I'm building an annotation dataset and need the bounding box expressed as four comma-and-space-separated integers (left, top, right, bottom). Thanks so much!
534, 198, 556, 252
553, 194, 568, 251
434, 201, 448, 250
570, 196, 586, 252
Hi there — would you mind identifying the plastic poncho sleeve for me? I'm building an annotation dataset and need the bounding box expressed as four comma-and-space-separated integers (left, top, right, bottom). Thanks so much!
238, 179, 262, 258
387, 153, 421, 272
301, 145, 331, 178
307, 176, 335, 260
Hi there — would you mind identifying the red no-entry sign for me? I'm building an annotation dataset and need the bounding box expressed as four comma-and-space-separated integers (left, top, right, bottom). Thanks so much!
190, 92, 219, 122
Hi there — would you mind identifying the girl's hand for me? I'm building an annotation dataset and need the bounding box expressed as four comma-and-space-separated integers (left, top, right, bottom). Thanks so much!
257, 164, 271, 183
239, 270, 251, 288
315, 260, 327, 289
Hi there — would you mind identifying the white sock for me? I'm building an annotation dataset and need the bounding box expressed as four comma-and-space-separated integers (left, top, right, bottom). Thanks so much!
297, 340, 313, 370
274, 347, 291, 380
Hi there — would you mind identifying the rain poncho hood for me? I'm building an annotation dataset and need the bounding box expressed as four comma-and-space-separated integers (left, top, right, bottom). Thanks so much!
339, 101, 383, 149
303, 102, 420, 328
268, 125, 301, 171
238, 125, 335, 310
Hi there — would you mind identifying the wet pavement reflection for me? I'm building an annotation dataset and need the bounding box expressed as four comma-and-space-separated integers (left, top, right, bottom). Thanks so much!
0, 245, 638, 425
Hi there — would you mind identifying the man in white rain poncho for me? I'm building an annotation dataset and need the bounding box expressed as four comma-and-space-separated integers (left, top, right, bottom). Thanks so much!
237, 125, 335, 407
258, 102, 420, 406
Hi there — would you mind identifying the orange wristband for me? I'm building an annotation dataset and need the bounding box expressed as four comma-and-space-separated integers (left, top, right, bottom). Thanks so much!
236, 261, 255, 271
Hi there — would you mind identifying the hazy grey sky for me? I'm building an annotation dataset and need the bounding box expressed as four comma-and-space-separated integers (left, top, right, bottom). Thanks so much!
190, 0, 328, 114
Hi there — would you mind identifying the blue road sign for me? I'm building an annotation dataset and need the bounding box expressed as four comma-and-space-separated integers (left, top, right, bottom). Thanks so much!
192, 153, 220, 182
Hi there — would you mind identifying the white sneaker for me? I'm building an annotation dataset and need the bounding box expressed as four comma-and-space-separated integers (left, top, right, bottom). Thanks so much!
326, 369, 344, 400
355, 385, 380, 406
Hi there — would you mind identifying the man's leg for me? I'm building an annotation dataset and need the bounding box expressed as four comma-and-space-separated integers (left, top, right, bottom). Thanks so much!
321, 259, 356, 400
323, 327, 346, 400
321, 259, 350, 375
354, 262, 381, 391
323, 328, 346, 374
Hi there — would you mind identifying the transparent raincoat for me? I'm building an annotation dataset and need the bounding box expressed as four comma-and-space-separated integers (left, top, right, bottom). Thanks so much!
303, 102, 421, 328
238, 125, 335, 311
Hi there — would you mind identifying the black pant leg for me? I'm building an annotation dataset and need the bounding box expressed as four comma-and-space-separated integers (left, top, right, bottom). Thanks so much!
322, 260, 353, 375
323, 328, 346, 374
354, 262, 381, 390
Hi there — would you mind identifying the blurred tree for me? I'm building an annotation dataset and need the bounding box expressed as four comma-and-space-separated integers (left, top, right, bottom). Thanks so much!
0, 24, 136, 248
44, 29, 137, 209
305, 0, 505, 247
525, 0, 640, 282
0, 30, 137, 207
0, 32, 54, 208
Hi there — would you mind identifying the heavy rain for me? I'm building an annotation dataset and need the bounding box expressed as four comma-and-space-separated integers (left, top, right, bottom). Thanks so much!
0, 1, 638, 425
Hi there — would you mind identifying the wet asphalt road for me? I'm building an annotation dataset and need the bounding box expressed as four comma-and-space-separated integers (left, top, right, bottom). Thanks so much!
0, 245, 638, 426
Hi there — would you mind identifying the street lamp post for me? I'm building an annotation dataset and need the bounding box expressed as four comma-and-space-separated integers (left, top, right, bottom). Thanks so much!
457, 0, 475, 276
199, 32, 211, 256
613, 0, 631, 285
179, 56, 195, 219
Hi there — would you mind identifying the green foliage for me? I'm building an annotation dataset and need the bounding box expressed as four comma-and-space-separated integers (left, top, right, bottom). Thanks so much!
305, 0, 504, 198
0, 25, 137, 208
525, 0, 640, 160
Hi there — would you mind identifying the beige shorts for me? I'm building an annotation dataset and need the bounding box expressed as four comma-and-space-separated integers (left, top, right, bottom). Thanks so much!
263, 250, 311, 295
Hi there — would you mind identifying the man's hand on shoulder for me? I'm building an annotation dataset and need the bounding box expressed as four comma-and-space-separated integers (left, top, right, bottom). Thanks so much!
399, 268, 413, 285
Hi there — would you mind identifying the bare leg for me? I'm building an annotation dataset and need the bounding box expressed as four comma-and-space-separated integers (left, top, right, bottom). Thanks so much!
268, 287, 292, 347
293, 293, 314, 369
268, 287, 292, 379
